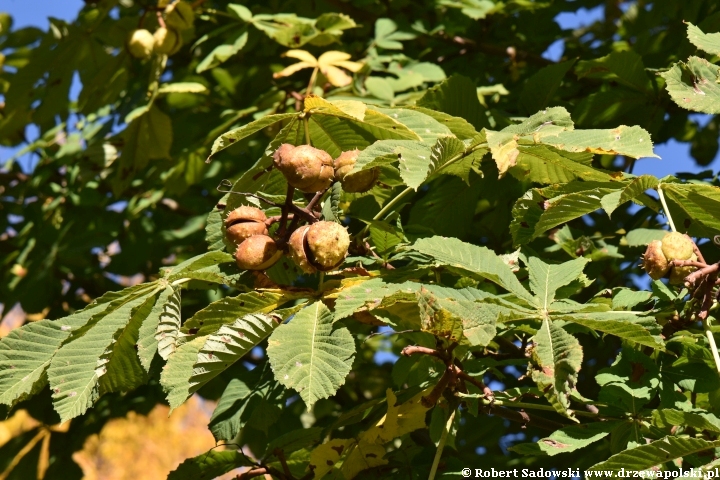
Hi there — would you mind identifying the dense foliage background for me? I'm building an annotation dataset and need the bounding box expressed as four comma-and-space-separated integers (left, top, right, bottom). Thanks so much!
3, 0, 720, 478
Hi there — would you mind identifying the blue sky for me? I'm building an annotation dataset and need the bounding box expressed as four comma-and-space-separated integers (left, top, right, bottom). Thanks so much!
0, 0, 715, 178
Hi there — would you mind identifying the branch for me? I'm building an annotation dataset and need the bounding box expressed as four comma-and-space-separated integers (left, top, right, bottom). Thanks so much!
421, 366, 455, 408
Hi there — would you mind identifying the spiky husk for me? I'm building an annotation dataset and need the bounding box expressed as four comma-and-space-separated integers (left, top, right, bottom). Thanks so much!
642, 240, 670, 280
287, 225, 315, 274
235, 235, 282, 271
273, 144, 334, 193
225, 206, 268, 246
334, 149, 378, 193
306, 221, 350, 271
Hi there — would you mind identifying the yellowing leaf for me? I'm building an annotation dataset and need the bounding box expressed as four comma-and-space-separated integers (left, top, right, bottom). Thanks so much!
285, 49, 318, 64
308, 438, 355, 479
340, 440, 387, 479
372, 389, 429, 442
273, 49, 362, 87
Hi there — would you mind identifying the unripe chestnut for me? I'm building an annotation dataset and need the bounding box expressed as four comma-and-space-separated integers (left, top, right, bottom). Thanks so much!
273, 144, 334, 193
287, 221, 350, 273
334, 149, 379, 193
661, 232, 694, 262
165, 1, 195, 31
127, 29, 155, 59
224, 206, 268, 246
642, 240, 670, 280
153, 27, 182, 55
235, 235, 282, 271
669, 253, 697, 285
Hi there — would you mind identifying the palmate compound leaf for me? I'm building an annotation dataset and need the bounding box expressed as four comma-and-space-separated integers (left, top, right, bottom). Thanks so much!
48, 282, 161, 422
660, 57, 720, 114
407, 236, 535, 303
510, 420, 621, 456
0, 284, 147, 408
529, 318, 583, 420
266, 301, 355, 409
587, 436, 720, 474
161, 313, 282, 410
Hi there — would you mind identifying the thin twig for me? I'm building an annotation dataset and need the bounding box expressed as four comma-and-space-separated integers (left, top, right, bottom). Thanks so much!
273, 449, 293, 479
422, 366, 455, 408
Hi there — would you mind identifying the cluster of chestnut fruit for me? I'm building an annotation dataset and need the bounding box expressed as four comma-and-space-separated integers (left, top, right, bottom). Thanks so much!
126, 1, 194, 59
224, 144, 379, 274
642, 231, 698, 284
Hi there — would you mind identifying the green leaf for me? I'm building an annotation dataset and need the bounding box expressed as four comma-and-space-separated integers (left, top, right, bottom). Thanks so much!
660, 57, 720, 114
596, 348, 659, 414
540, 126, 658, 159
266, 427, 324, 457
408, 236, 535, 303
112, 106, 173, 195
182, 291, 298, 337
332, 278, 419, 321
156, 287, 182, 360
136, 285, 174, 371
409, 106, 479, 140
687, 22, 720, 56
417, 74, 488, 129
98, 293, 155, 394
625, 228, 668, 246
519, 60, 575, 114
209, 364, 283, 442
0, 291, 122, 408
555, 311, 663, 349
48, 283, 158, 422
588, 436, 720, 474
661, 183, 720, 237
528, 257, 589, 310
372, 107, 453, 143
196, 30, 248, 73
529, 319, 583, 420
369, 220, 405, 256
652, 409, 720, 433
576, 50, 651, 93
365, 77, 395, 102
322, 181, 342, 222
157, 82, 209, 94
208, 113, 297, 160
511, 421, 620, 456
167, 448, 253, 480
374, 18, 416, 50
267, 302, 356, 408
511, 145, 613, 184
162, 313, 281, 410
